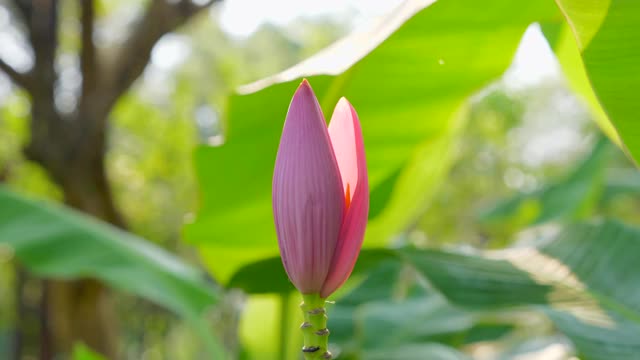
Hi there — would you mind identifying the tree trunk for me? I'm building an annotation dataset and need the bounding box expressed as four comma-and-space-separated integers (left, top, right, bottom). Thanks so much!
45, 280, 117, 358
41, 145, 122, 358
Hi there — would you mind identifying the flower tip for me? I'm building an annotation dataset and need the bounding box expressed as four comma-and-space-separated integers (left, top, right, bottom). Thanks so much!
336, 97, 357, 114
294, 78, 316, 100
299, 78, 312, 90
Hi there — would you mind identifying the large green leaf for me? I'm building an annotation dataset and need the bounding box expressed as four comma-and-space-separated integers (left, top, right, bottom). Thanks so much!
403, 220, 640, 360
186, 0, 561, 281
544, 24, 620, 145
552, 0, 640, 164
0, 187, 218, 328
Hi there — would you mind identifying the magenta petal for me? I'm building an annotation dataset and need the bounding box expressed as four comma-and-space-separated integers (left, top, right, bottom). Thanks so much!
321, 98, 369, 298
273, 80, 345, 294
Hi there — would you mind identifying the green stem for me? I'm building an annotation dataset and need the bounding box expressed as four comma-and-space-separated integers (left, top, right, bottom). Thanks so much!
300, 293, 331, 360
278, 292, 291, 360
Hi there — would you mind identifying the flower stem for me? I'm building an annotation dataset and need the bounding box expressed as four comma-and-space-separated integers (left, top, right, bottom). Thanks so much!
300, 293, 331, 359
278, 292, 291, 360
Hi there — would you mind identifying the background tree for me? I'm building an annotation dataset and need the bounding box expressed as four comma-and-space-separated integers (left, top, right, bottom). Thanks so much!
0, 0, 217, 357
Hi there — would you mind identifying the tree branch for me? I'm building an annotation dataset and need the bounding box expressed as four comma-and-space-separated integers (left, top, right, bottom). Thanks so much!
80, 0, 97, 96
0, 58, 32, 90
30, 0, 58, 91
10, 0, 31, 25
68, 0, 217, 169
100, 0, 217, 112
23, 0, 64, 172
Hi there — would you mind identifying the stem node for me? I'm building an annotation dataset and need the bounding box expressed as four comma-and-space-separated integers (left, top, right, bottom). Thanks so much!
300, 294, 331, 360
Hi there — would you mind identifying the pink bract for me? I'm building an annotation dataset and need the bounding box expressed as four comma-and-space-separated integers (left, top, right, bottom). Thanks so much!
272, 79, 369, 298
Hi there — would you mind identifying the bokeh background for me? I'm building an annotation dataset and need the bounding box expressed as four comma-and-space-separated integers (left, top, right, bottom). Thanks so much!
0, 0, 638, 359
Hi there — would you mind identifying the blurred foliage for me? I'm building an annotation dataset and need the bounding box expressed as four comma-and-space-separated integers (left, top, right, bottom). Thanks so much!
0, 186, 224, 356
231, 220, 640, 360
1, 0, 640, 359
416, 81, 594, 247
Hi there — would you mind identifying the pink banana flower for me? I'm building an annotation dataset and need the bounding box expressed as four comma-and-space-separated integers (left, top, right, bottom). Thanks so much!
273, 79, 369, 299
